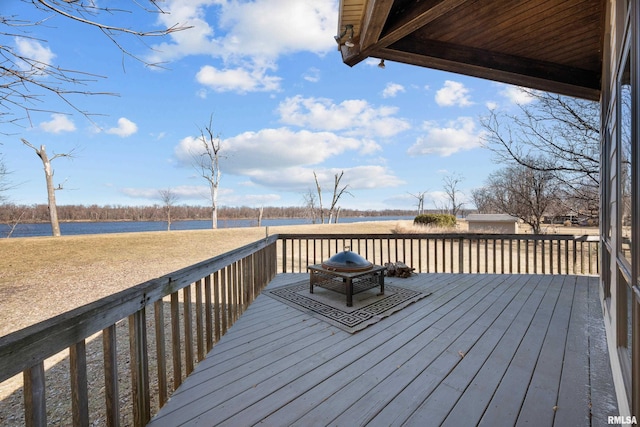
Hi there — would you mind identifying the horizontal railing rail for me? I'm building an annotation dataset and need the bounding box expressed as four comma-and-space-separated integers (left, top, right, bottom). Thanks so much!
0, 235, 278, 427
277, 233, 600, 276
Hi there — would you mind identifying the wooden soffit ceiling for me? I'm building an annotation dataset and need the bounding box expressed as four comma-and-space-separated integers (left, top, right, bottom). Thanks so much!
336, 0, 605, 100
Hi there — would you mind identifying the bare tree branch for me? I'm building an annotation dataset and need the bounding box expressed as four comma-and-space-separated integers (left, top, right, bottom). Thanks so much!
478, 160, 558, 234
313, 171, 325, 224
21, 137, 74, 236
442, 173, 464, 218
158, 187, 179, 231
480, 89, 600, 219
192, 115, 223, 229
1, 1, 191, 128
328, 171, 353, 224
408, 191, 427, 215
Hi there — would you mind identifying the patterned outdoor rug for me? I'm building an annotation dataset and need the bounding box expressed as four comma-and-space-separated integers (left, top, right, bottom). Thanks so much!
266, 280, 431, 333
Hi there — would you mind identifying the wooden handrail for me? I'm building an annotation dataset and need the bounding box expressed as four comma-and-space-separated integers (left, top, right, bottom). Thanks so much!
277, 233, 600, 275
0, 231, 600, 426
0, 234, 278, 426
0, 235, 278, 383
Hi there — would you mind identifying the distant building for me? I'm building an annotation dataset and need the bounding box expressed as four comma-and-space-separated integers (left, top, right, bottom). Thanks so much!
466, 214, 519, 234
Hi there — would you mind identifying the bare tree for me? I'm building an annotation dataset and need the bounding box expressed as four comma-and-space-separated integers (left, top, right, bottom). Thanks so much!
327, 171, 352, 224
480, 89, 600, 216
442, 173, 465, 218
470, 187, 495, 214
408, 191, 427, 215
313, 172, 325, 224
2, 1, 189, 127
312, 171, 352, 224
21, 138, 73, 236
0, 155, 12, 203
158, 188, 179, 231
302, 188, 319, 224
257, 206, 264, 227
481, 160, 558, 234
192, 116, 223, 229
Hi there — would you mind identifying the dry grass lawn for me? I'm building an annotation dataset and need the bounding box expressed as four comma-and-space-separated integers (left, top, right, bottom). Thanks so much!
0, 220, 412, 337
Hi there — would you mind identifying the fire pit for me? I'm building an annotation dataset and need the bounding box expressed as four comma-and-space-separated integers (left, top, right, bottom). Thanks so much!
321, 249, 373, 272
308, 247, 385, 307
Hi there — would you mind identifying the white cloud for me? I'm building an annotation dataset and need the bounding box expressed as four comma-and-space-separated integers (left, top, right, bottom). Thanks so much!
148, 1, 337, 94
121, 185, 208, 200
195, 65, 281, 93
106, 118, 138, 137
210, 0, 337, 60
175, 127, 368, 173
246, 165, 404, 191
435, 80, 473, 107
499, 85, 538, 105
39, 114, 76, 133
382, 83, 405, 98
15, 37, 55, 70
145, 1, 221, 63
277, 96, 410, 138
359, 139, 383, 155
407, 117, 485, 157
303, 67, 321, 83
172, 126, 398, 193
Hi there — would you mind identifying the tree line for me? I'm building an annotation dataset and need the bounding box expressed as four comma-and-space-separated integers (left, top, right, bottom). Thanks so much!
0, 203, 415, 224
470, 89, 600, 234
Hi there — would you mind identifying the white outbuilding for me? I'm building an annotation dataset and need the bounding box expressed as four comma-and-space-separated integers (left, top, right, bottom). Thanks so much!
466, 214, 519, 234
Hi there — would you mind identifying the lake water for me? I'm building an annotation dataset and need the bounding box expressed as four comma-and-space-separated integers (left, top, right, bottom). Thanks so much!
0, 216, 414, 238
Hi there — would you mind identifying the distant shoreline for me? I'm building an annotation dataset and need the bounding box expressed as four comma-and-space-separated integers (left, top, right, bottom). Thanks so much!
0, 216, 416, 238
4, 215, 420, 225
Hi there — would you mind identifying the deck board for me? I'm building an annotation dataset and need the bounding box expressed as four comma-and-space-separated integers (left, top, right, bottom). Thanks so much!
148, 273, 617, 427
518, 274, 575, 424
554, 275, 591, 426
443, 275, 548, 425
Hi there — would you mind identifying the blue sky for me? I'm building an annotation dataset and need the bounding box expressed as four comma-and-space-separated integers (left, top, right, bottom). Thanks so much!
3, 0, 536, 212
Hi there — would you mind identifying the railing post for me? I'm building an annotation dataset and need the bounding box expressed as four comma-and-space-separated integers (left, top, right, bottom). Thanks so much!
24, 362, 46, 427
540, 239, 547, 274
154, 300, 168, 408
213, 271, 221, 342
183, 285, 194, 375
103, 324, 120, 427
500, 239, 505, 274
70, 340, 89, 427
426, 238, 431, 273
282, 238, 287, 273
170, 292, 182, 389
573, 239, 578, 274
129, 309, 150, 427
458, 237, 464, 273
195, 279, 205, 361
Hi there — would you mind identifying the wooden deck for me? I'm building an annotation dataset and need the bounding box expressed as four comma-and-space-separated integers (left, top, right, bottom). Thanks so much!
147, 273, 618, 426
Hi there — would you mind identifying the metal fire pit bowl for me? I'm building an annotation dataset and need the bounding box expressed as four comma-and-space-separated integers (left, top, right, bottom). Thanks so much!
321, 247, 373, 272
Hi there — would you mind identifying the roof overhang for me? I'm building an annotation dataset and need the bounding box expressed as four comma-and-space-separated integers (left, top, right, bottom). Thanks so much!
336, 0, 605, 101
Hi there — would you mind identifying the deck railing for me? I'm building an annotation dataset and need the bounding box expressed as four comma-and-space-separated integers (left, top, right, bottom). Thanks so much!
0, 232, 599, 426
277, 233, 600, 275
0, 235, 277, 427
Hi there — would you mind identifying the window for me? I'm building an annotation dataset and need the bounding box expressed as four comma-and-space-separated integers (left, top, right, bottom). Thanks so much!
619, 53, 632, 267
